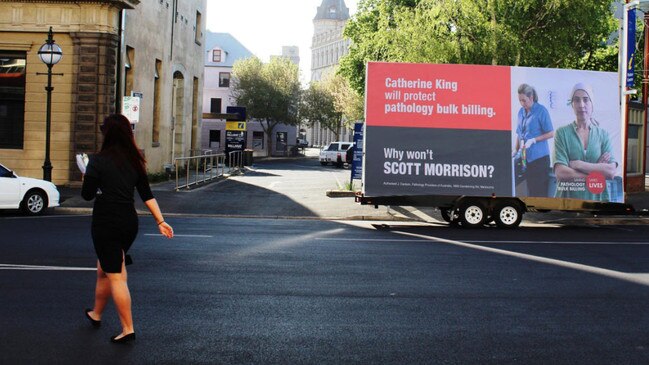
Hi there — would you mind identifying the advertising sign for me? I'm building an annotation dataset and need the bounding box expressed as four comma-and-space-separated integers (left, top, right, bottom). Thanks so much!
350, 122, 364, 181
122, 96, 140, 123
226, 106, 247, 121
226, 121, 246, 131
225, 130, 245, 151
627, 8, 636, 87
364, 62, 623, 203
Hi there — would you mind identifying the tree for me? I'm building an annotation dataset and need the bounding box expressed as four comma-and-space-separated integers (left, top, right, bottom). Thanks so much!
325, 72, 365, 123
299, 80, 342, 140
299, 71, 365, 141
231, 57, 301, 156
340, 0, 617, 95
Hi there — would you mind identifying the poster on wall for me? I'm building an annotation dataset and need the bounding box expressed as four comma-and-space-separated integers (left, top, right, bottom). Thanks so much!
364, 62, 622, 203
122, 96, 140, 124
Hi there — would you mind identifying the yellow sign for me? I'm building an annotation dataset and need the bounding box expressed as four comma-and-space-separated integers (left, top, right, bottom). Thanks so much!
226, 121, 246, 131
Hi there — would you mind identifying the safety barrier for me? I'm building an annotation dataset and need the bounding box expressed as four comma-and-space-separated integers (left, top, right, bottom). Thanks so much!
174, 153, 226, 191
228, 150, 243, 171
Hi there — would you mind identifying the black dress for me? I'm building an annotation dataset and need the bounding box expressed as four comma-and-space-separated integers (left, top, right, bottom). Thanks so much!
81, 152, 154, 273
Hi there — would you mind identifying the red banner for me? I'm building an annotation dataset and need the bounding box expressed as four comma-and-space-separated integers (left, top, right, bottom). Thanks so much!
365, 62, 511, 131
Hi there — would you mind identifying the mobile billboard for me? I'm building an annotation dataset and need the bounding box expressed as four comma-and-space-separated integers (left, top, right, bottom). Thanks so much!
363, 62, 623, 202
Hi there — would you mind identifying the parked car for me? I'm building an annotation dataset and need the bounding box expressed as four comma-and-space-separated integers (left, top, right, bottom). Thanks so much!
346, 144, 354, 164
0, 162, 60, 215
319, 141, 352, 166
296, 138, 309, 148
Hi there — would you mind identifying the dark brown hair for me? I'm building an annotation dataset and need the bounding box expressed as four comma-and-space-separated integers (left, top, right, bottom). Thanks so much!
99, 114, 146, 175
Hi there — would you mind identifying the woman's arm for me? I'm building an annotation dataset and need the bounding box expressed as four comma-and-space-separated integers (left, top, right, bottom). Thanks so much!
81, 174, 99, 201
568, 160, 616, 180
144, 198, 174, 238
534, 130, 554, 143
554, 163, 587, 181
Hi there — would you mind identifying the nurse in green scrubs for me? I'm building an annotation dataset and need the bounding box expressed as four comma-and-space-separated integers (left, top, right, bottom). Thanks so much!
553, 83, 617, 201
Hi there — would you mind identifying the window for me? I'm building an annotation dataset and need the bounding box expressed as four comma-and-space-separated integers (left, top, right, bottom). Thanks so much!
124, 46, 135, 96
0, 51, 26, 149
627, 102, 645, 175
0, 162, 13, 176
212, 49, 221, 63
152, 59, 162, 146
195, 11, 202, 45
219, 72, 230, 88
209, 130, 220, 149
627, 124, 642, 174
210, 98, 222, 113
253, 131, 264, 150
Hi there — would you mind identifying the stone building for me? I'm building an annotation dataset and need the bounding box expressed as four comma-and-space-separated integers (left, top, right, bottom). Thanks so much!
307, 0, 352, 147
0, 0, 206, 185
122, 0, 206, 174
202, 32, 296, 157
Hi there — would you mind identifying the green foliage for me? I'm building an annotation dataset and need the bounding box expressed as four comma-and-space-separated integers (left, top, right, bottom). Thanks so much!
232, 57, 301, 155
147, 172, 170, 184
299, 71, 365, 139
326, 72, 365, 123
299, 80, 342, 139
340, 0, 618, 95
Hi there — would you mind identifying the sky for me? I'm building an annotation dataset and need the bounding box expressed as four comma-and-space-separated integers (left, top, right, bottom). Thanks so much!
206, 0, 359, 84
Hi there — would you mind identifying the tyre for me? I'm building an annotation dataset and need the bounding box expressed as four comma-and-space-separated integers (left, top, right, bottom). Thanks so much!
21, 190, 47, 216
494, 203, 523, 228
458, 200, 487, 228
440, 208, 452, 223
320, 161, 328, 166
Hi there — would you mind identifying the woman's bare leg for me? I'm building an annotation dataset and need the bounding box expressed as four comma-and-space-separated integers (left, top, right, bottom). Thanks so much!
89, 260, 111, 320
106, 258, 134, 337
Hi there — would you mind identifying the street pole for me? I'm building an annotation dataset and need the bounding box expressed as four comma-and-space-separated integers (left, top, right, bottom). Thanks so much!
643, 10, 649, 189
43, 60, 53, 181
37, 27, 63, 182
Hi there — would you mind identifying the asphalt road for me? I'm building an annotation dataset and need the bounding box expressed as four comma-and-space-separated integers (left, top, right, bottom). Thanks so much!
56, 155, 392, 221
2, 215, 649, 364
52, 154, 649, 226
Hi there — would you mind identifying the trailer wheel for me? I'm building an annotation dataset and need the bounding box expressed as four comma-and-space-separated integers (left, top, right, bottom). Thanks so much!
494, 204, 523, 228
459, 201, 487, 228
440, 208, 452, 223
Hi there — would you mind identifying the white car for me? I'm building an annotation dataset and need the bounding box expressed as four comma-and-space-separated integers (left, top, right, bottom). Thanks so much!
319, 141, 352, 166
0, 163, 60, 215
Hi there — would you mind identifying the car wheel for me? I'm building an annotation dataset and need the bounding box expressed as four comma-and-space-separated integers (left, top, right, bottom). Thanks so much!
320, 161, 328, 166
494, 203, 523, 228
21, 190, 47, 216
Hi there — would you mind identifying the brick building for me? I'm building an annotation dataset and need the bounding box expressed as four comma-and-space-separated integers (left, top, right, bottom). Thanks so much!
0, 0, 206, 185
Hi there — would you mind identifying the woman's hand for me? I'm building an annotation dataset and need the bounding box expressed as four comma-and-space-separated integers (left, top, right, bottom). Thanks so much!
158, 221, 174, 238
597, 152, 611, 164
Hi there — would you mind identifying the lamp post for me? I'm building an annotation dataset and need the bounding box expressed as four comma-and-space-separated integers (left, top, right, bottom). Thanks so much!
37, 27, 63, 182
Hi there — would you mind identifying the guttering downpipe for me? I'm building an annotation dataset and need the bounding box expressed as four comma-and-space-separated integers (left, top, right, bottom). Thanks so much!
115, 9, 125, 112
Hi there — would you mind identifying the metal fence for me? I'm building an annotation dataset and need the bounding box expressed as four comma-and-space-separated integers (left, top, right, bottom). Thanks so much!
228, 150, 243, 171
174, 153, 226, 191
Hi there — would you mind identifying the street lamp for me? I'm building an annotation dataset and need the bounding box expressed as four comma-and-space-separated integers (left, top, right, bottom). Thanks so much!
37, 27, 63, 182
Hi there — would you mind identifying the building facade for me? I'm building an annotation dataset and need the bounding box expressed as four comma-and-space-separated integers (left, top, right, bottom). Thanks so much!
122, 0, 206, 174
202, 32, 296, 157
308, 0, 352, 147
0, 0, 205, 185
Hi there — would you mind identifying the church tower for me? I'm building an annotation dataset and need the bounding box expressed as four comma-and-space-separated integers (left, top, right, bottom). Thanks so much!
309, 0, 352, 146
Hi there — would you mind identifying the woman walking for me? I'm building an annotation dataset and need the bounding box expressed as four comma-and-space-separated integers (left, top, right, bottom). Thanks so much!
82, 114, 174, 343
